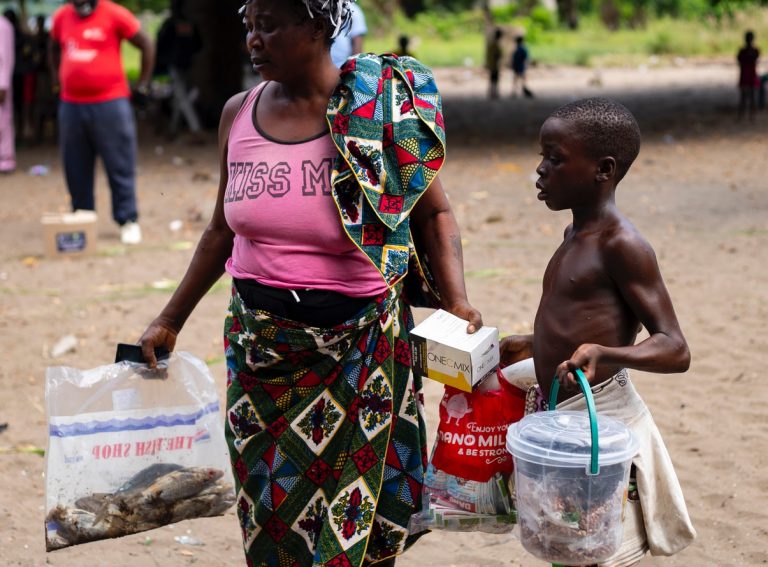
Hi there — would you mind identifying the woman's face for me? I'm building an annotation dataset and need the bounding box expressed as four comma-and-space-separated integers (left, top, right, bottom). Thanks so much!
243, 0, 323, 81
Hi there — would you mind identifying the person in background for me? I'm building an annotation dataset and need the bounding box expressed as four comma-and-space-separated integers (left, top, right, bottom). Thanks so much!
3, 9, 34, 145
394, 34, 413, 58
0, 11, 15, 173
737, 30, 759, 121
155, 0, 204, 142
139, 1, 482, 566
330, 0, 366, 67
511, 35, 533, 98
49, 0, 155, 245
31, 14, 56, 144
485, 27, 502, 100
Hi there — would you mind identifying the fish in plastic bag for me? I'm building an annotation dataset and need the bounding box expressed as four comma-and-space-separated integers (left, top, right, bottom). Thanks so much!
44, 351, 235, 551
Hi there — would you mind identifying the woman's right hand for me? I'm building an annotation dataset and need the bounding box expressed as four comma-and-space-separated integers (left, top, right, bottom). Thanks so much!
139, 318, 179, 369
499, 334, 534, 367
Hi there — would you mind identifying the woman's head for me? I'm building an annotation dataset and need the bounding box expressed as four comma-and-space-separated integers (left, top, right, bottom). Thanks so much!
242, 0, 351, 81
240, 0, 353, 45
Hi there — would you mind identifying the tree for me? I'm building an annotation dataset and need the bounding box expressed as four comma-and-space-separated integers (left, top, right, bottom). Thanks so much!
184, 0, 244, 126
557, 0, 579, 28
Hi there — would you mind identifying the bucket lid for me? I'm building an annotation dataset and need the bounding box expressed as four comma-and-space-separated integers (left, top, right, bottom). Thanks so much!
506, 411, 639, 468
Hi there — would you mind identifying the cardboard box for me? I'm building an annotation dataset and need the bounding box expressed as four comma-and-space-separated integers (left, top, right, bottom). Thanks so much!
410, 309, 499, 392
41, 210, 98, 258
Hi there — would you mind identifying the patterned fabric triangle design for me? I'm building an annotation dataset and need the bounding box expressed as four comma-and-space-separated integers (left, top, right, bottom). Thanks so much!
352, 98, 378, 120
327, 54, 446, 294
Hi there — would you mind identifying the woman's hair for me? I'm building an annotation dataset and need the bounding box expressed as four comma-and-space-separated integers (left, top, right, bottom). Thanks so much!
239, 0, 354, 41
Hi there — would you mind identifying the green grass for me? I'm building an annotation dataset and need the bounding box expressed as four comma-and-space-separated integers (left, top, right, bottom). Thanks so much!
365, 8, 768, 68
120, 7, 768, 77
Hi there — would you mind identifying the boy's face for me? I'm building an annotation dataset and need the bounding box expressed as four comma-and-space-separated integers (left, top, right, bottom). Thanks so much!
535, 117, 599, 211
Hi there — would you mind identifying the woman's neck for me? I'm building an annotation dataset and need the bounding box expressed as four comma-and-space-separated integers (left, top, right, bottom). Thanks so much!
275, 57, 340, 102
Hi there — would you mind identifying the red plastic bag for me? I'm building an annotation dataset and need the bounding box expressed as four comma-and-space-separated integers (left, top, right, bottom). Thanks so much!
430, 374, 526, 483
409, 371, 526, 533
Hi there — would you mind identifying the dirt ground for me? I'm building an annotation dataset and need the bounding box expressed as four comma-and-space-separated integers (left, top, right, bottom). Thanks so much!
1, 61, 767, 566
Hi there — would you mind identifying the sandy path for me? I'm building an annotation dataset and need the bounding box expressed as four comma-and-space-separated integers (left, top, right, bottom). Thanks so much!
0, 61, 766, 565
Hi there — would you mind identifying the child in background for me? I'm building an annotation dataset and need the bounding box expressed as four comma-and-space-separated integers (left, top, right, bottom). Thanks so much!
511, 36, 532, 98
737, 30, 760, 121
500, 98, 696, 565
485, 28, 502, 99
394, 34, 413, 58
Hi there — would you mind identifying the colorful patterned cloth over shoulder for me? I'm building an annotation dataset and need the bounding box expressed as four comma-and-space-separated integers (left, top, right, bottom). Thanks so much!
225, 285, 429, 567
327, 54, 446, 296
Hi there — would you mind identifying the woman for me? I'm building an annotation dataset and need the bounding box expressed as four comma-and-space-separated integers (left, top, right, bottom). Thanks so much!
139, 1, 482, 566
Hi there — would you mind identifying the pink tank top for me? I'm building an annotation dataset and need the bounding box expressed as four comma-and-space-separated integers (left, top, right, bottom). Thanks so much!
224, 83, 388, 298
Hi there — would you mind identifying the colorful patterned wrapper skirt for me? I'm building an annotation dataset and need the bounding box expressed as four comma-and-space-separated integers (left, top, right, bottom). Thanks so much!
224, 284, 429, 567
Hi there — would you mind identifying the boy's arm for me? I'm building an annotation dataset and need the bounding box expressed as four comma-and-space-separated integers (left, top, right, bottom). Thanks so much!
500, 334, 533, 367
556, 232, 690, 387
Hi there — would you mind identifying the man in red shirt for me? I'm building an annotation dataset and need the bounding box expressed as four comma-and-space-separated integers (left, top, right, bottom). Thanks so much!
50, 0, 154, 244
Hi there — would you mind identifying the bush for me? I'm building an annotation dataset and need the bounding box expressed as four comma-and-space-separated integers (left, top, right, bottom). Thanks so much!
491, 4, 519, 23
646, 29, 674, 53
530, 5, 557, 30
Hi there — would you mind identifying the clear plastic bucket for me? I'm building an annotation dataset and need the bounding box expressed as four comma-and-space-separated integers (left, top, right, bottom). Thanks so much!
505, 370, 639, 565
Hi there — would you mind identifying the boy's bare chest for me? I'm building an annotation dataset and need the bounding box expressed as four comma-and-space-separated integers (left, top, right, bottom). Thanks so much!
542, 238, 611, 301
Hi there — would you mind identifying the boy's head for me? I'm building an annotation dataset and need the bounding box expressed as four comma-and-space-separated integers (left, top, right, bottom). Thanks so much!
550, 97, 640, 182
536, 98, 640, 209
745, 30, 755, 45
515, 36, 524, 45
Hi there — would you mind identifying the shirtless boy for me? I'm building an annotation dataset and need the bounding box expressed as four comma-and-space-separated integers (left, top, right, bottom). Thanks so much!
501, 97, 696, 563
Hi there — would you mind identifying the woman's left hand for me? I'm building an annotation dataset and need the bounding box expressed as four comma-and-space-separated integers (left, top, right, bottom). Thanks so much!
442, 300, 483, 333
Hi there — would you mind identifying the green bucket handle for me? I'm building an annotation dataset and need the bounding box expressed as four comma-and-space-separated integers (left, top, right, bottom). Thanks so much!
548, 368, 599, 475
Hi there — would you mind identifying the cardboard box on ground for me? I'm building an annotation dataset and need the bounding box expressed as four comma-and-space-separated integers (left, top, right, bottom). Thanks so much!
41, 210, 98, 257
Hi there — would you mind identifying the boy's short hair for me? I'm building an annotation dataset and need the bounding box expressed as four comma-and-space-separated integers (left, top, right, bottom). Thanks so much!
551, 97, 641, 182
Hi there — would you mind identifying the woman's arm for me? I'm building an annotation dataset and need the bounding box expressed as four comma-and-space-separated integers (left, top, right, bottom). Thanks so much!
139, 92, 247, 366
410, 175, 482, 332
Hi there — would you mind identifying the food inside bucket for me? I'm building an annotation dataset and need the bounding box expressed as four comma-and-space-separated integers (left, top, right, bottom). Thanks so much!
506, 407, 639, 565
514, 461, 628, 563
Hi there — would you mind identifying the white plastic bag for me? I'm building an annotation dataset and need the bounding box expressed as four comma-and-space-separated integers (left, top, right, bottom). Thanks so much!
44, 351, 234, 551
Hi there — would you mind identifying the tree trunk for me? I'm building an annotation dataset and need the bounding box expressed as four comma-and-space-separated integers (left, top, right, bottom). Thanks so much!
600, 0, 620, 31
557, 0, 579, 30
368, 0, 396, 26
185, 0, 244, 127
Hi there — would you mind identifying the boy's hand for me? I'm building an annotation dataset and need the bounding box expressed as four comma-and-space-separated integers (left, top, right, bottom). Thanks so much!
556, 343, 602, 390
500, 334, 533, 367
